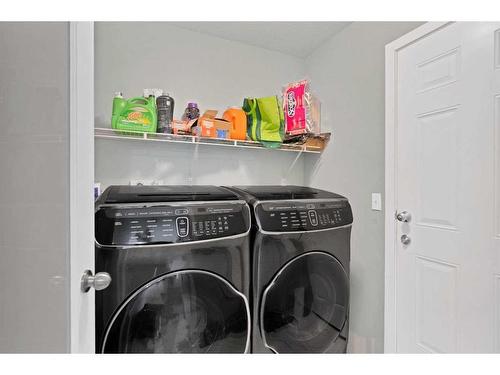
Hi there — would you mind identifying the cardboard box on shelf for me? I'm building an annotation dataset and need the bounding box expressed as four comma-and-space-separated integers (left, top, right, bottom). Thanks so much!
198, 110, 232, 139
304, 132, 331, 150
172, 118, 197, 135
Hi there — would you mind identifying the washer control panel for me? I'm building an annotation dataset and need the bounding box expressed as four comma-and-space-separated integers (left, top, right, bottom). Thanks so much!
255, 200, 352, 232
95, 202, 250, 246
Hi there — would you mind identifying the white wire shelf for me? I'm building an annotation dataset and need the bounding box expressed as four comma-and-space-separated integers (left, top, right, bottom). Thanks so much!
94, 127, 328, 154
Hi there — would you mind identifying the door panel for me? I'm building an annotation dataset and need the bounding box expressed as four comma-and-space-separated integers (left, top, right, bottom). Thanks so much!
495, 30, 500, 69
416, 106, 459, 230
395, 22, 500, 352
495, 275, 500, 351
415, 256, 458, 353
495, 95, 500, 237
416, 47, 460, 93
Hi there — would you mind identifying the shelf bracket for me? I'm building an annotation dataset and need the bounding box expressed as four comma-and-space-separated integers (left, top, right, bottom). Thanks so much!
187, 140, 200, 185
306, 149, 324, 184
281, 147, 304, 185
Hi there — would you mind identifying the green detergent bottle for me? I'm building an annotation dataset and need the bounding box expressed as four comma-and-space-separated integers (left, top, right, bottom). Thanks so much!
111, 92, 157, 133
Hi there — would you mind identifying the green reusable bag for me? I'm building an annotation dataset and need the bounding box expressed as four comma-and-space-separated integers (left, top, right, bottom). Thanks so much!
243, 96, 285, 148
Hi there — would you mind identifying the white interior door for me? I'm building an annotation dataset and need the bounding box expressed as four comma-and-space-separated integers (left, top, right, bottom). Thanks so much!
387, 22, 500, 353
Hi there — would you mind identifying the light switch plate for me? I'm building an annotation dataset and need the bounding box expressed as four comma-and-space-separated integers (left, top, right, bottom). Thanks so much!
371, 193, 382, 211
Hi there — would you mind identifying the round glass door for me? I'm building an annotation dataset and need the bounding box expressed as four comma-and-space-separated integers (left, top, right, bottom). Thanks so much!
261, 252, 349, 353
102, 270, 250, 353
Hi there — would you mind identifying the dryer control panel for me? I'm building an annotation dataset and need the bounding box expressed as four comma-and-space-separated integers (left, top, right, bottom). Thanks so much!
95, 202, 250, 246
255, 199, 353, 232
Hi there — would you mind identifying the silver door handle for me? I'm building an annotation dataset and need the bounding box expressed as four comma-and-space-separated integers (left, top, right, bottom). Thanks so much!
396, 211, 412, 223
81, 270, 111, 293
401, 234, 411, 245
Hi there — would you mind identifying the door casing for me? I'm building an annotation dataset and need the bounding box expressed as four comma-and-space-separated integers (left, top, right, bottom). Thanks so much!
69, 21, 95, 353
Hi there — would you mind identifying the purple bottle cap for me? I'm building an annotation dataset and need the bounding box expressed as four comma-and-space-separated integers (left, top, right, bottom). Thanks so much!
188, 102, 198, 108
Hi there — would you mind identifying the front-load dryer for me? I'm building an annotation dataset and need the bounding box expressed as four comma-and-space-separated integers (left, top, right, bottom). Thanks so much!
226, 185, 353, 353
94, 185, 251, 353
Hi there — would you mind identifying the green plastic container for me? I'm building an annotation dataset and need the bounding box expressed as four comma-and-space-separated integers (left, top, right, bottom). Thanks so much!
111, 93, 157, 133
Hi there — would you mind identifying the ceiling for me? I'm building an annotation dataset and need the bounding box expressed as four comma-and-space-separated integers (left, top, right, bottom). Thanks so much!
171, 22, 351, 58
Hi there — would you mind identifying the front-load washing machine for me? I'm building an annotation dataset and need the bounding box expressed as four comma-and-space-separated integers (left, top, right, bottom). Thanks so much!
94, 185, 251, 353
226, 185, 353, 353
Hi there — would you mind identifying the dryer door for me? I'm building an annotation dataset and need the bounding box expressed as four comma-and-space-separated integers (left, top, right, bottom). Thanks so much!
261, 251, 349, 353
101, 270, 250, 353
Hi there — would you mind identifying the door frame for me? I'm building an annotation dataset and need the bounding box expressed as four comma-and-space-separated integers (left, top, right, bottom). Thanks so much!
384, 21, 452, 353
69, 21, 95, 352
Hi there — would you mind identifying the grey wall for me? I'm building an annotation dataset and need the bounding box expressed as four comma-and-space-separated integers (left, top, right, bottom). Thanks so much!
304, 22, 423, 353
94, 23, 307, 189
0, 22, 70, 352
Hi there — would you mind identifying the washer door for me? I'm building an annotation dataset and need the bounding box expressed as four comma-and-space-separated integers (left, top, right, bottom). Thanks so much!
102, 270, 250, 353
261, 252, 349, 353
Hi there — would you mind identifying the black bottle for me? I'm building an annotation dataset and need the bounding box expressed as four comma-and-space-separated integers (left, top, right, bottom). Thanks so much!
156, 93, 175, 134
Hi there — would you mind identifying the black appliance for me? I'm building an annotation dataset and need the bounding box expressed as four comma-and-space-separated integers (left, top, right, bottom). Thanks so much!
94, 185, 251, 353
226, 185, 353, 353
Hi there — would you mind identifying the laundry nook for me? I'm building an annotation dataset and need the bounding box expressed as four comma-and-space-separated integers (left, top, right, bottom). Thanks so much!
1, 11, 500, 368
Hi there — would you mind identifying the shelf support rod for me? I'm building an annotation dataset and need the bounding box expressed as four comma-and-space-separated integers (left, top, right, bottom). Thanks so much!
188, 140, 200, 185
281, 147, 304, 185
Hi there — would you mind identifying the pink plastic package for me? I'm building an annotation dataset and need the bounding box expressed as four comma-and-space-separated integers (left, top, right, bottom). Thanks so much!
283, 79, 321, 136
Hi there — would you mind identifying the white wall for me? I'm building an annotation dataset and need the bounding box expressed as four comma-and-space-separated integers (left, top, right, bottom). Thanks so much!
304, 22, 423, 353
94, 22, 307, 189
